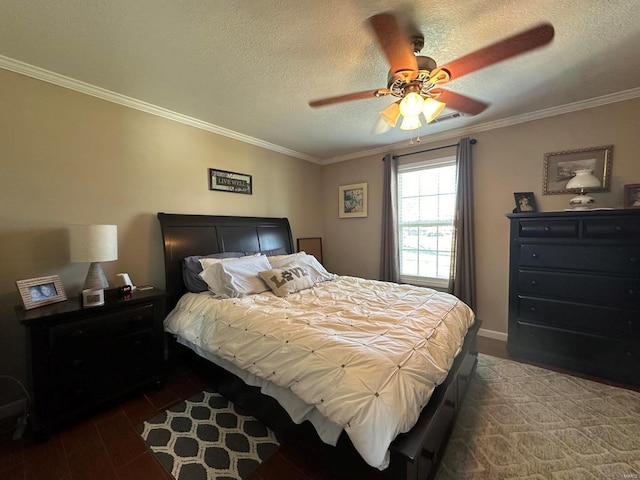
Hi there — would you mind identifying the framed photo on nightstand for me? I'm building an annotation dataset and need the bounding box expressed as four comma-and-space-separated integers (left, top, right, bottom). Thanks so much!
16, 275, 67, 310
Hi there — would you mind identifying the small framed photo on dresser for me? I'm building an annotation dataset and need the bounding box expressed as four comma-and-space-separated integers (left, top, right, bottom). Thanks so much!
623, 183, 640, 208
513, 192, 537, 213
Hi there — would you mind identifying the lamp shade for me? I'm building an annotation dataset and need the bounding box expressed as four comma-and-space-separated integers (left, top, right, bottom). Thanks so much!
566, 168, 600, 189
70, 225, 118, 262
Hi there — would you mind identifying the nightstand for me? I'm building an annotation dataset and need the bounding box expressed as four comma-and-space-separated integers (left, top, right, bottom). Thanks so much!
17, 288, 167, 438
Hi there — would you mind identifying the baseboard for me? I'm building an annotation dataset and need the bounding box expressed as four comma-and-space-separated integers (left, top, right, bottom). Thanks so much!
478, 328, 508, 342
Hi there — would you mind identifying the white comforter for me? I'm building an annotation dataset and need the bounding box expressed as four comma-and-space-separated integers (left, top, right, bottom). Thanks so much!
164, 276, 475, 469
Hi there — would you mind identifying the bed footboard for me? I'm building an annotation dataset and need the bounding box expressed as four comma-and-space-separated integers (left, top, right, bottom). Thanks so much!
389, 319, 481, 480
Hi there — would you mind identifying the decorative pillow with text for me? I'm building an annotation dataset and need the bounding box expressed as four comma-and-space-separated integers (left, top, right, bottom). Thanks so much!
259, 264, 315, 297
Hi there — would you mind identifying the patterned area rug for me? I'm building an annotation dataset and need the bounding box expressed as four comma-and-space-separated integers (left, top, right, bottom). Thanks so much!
436, 354, 640, 480
137, 389, 279, 480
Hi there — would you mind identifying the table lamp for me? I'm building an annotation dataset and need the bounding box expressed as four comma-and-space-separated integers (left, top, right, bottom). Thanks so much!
565, 168, 600, 210
70, 224, 118, 299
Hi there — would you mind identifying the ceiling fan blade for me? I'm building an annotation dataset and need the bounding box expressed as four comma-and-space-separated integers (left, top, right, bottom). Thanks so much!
368, 13, 418, 75
309, 89, 389, 107
439, 23, 554, 80
431, 88, 489, 115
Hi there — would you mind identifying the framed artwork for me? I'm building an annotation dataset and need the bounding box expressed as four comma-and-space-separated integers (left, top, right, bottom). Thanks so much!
542, 145, 613, 195
16, 275, 67, 310
624, 183, 640, 209
514, 192, 537, 213
297, 237, 323, 264
338, 183, 368, 218
209, 168, 252, 194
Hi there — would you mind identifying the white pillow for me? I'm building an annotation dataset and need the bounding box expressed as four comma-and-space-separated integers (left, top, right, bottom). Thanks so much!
199, 254, 271, 298
270, 253, 336, 284
259, 264, 315, 297
267, 251, 306, 266
199, 252, 259, 270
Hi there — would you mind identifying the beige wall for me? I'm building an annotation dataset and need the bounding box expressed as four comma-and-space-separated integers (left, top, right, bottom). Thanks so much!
0, 69, 323, 381
322, 98, 640, 338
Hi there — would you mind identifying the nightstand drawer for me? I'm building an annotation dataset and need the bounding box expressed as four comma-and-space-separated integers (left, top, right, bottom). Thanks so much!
55, 330, 155, 372
519, 244, 640, 274
517, 296, 639, 337
517, 270, 640, 307
50, 304, 154, 347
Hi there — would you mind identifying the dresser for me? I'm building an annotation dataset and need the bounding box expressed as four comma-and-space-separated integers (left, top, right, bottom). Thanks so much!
506, 209, 640, 385
18, 288, 167, 438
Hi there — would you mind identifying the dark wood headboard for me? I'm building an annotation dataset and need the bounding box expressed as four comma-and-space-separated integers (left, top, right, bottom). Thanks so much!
157, 213, 294, 310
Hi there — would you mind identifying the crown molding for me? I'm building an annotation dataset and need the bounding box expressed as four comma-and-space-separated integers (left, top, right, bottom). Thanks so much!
3, 55, 638, 166
322, 87, 640, 164
0, 55, 322, 164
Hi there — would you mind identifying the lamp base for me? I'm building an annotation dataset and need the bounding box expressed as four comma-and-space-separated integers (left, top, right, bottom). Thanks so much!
83, 262, 109, 290
568, 194, 595, 211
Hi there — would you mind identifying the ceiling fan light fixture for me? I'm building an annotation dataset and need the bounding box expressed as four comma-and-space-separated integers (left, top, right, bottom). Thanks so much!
399, 91, 425, 117
422, 97, 446, 123
400, 115, 422, 131
380, 101, 401, 127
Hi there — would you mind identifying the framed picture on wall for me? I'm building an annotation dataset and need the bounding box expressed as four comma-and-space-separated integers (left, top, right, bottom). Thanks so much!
338, 183, 368, 218
624, 183, 640, 208
542, 145, 613, 195
513, 192, 537, 213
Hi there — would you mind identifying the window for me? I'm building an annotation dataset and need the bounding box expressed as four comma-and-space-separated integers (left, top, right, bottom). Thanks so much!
398, 156, 457, 288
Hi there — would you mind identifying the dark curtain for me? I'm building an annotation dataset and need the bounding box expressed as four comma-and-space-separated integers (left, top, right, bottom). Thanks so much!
380, 153, 400, 282
449, 137, 476, 310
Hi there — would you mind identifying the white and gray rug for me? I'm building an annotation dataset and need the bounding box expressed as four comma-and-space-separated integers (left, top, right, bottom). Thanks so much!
137, 389, 279, 480
436, 354, 640, 480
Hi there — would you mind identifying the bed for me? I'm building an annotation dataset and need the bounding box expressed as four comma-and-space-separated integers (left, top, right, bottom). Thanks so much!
157, 212, 480, 480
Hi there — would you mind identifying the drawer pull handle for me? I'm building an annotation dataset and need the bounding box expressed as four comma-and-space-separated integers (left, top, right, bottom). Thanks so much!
72, 329, 84, 338
628, 321, 633, 328
72, 358, 84, 368
630, 257, 637, 263
530, 280, 538, 286
531, 253, 538, 259
133, 340, 143, 348
629, 290, 635, 296
134, 315, 144, 322
615, 226, 624, 232
529, 306, 537, 313
544, 226, 551, 232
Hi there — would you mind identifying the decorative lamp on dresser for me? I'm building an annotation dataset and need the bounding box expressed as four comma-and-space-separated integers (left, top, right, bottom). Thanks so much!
17, 288, 167, 438
506, 209, 639, 385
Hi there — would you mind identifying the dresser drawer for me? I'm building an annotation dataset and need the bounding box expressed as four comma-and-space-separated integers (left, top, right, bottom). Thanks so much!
514, 322, 638, 380
517, 270, 640, 308
519, 244, 640, 274
518, 220, 578, 238
584, 218, 640, 238
517, 296, 639, 337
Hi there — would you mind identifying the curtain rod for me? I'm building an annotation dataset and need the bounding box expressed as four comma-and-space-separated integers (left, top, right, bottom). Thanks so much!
392, 138, 477, 159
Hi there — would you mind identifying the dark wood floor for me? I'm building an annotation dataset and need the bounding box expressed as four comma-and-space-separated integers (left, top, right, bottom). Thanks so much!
1, 336, 636, 480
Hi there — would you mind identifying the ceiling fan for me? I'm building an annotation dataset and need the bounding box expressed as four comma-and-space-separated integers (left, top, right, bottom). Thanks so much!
309, 12, 555, 133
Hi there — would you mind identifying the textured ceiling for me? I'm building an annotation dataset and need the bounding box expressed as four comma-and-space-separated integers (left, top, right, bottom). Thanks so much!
1, 0, 639, 163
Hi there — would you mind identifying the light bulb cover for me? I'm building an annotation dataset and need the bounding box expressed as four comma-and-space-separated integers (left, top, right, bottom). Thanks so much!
422, 97, 446, 123
399, 92, 425, 117
400, 115, 422, 131
380, 102, 401, 127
